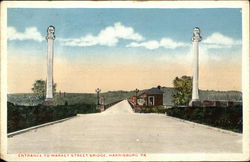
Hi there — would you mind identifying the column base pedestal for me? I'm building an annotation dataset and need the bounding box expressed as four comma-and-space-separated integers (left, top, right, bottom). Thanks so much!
189, 99, 202, 107
43, 98, 54, 106
96, 105, 105, 112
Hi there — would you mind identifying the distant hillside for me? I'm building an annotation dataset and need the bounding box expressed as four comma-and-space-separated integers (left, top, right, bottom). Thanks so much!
7, 91, 135, 106
8, 87, 242, 106
160, 87, 242, 105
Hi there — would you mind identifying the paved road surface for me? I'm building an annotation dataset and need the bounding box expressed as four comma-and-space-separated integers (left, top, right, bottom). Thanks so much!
8, 100, 242, 153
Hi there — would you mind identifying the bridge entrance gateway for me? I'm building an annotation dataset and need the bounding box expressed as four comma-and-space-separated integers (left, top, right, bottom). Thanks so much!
42, 26, 205, 107
8, 26, 241, 154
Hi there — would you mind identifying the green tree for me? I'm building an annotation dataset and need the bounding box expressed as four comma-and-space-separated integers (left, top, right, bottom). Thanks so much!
31, 79, 56, 99
171, 76, 192, 105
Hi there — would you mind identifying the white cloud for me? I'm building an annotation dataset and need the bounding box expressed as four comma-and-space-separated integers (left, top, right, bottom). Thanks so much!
127, 37, 189, 50
203, 32, 241, 49
127, 41, 160, 50
60, 22, 144, 47
8, 26, 43, 42
160, 38, 190, 49
127, 32, 240, 51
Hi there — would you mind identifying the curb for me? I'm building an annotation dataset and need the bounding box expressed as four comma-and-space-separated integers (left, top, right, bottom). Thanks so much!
165, 114, 242, 136
8, 116, 76, 137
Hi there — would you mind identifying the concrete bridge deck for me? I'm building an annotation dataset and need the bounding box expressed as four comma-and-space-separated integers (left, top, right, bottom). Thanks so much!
8, 100, 242, 153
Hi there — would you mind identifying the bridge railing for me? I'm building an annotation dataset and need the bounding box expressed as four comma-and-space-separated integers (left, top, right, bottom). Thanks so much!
127, 99, 142, 112
104, 99, 123, 110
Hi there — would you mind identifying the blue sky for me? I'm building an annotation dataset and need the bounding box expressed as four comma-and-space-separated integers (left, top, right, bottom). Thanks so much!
7, 8, 242, 93
8, 8, 241, 38
8, 8, 242, 57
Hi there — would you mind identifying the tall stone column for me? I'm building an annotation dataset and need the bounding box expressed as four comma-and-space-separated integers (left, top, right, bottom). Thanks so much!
190, 27, 202, 106
45, 26, 55, 104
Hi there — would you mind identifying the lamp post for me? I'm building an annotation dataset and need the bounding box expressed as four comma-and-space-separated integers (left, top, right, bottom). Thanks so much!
95, 88, 101, 106
135, 88, 139, 105
135, 88, 139, 96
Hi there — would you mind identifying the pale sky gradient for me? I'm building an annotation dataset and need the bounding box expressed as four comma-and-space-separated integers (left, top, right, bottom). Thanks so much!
7, 8, 242, 93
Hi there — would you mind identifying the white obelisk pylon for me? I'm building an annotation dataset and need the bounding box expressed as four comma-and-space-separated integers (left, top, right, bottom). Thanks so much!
45, 26, 55, 104
190, 27, 202, 105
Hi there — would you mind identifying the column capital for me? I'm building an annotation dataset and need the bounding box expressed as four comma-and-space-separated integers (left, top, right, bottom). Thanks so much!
192, 27, 202, 42
46, 25, 55, 40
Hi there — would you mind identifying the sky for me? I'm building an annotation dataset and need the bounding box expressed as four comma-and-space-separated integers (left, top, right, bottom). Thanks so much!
7, 8, 242, 93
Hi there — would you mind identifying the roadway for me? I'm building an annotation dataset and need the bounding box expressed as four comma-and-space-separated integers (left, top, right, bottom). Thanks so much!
8, 100, 242, 153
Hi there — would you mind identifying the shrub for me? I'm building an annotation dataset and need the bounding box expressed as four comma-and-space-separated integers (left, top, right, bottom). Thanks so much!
166, 106, 242, 133
140, 106, 166, 113
7, 102, 98, 133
